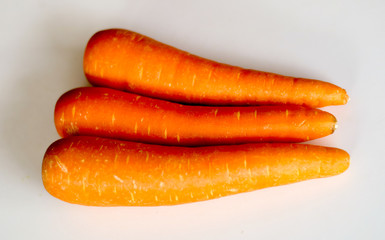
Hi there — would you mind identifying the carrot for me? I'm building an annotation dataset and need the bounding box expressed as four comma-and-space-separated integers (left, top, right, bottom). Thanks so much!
83, 29, 349, 108
42, 136, 349, 206
54, 87, 337, 146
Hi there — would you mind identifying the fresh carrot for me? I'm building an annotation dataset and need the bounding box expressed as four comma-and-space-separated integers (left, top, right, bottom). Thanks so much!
42, 136, 349, 206
54, 87, 337, 146
83, 29, 349, 108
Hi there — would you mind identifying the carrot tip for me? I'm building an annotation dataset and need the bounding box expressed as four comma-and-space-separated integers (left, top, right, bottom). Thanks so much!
330, 123, 337, 134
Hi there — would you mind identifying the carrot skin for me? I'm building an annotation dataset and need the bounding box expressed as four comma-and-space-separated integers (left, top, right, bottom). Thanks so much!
42, 136, 350, 206
83, 29, 349, 108
54, 87, 337, 146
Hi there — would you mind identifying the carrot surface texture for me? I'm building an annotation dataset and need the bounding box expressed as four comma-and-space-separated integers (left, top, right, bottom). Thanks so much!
55, 87, 337, 146
84, 29, 349, 108
42, 136, 349, 206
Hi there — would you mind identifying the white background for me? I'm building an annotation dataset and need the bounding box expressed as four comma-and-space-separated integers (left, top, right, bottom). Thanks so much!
1, 0, 384, 239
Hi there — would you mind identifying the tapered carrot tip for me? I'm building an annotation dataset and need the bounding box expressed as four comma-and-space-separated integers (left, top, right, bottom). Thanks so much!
83, 29, 349, 108
42, 136, 349, 206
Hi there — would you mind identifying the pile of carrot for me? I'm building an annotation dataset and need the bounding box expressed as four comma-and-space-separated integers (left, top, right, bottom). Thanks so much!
42, 29, 350, 206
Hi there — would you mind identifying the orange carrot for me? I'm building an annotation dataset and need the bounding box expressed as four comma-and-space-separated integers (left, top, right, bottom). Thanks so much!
83, 29, 349, 108
54, 87, 337, 146
42, 136, 349, 206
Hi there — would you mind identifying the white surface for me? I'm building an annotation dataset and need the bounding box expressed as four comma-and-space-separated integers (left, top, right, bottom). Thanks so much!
1, 0, 384, 239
